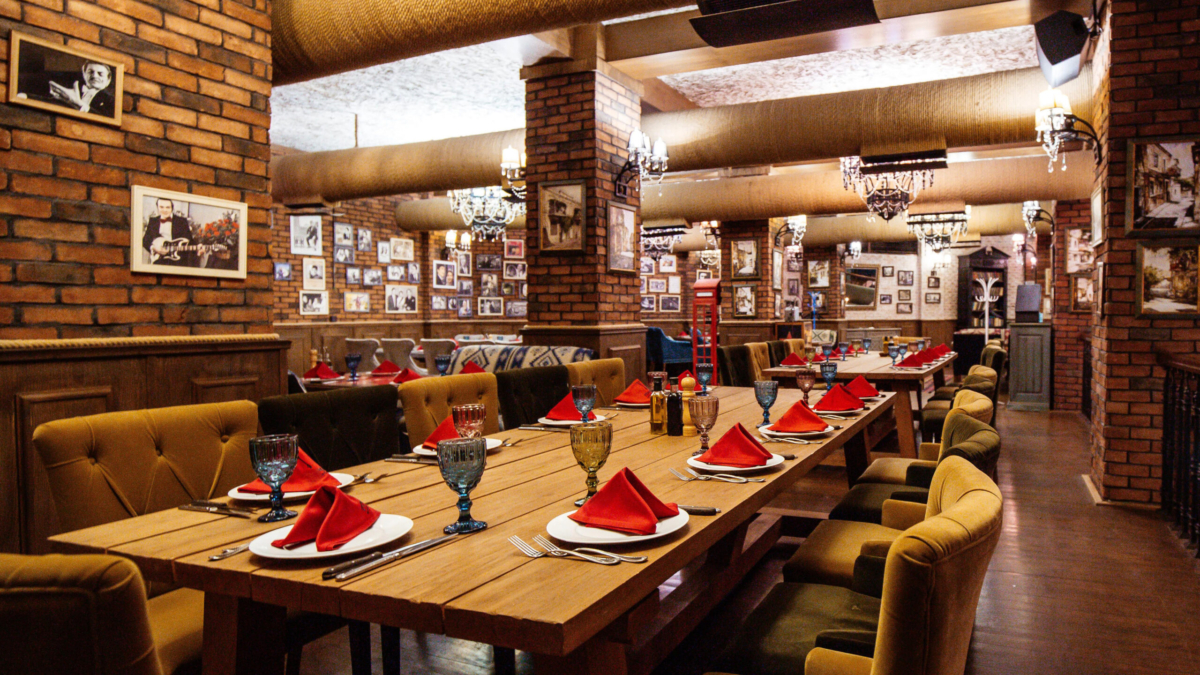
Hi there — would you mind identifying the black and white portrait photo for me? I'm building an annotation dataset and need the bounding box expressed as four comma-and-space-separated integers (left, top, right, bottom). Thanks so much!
432, 260, 456, 289
9, 32, 123, 125
357, 228, 372, 252
345, 267, 362, 285
130, 186, 247, 279
364, 269, 383, 286
431, 296, 447, 311
387, 265, 404, 282
333, 245, 355, 264
503, 261, 527, 280
641, 296, 656, 312
501, 281, 516, 296
480, 273, 499, 297
377, 241, 391, 264
457, 252, 472, 276
660, 295, 681, 312
407, 262, 420, 284
506, 300, 527, 318
478, 297, 504, 317
385, 285, 417, 314
299, 291, 328, 316
302, 258, 325, 291
334, 223, 354, 247
290, 215, 322, 256
391, 238, 414, 262
274, 262, 292, 282
477, 254, 502, 271
458, 279, 473, 296
458, 301, 473, 318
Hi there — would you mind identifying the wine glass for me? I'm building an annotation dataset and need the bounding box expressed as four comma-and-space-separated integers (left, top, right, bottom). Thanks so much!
862, 337, 873, 354
806, 346, 817, 362
249, 434, 299, 523
820, 361, 838, 390
696, 363, 714, 395
796, 368, 816, 406
753, 380, 778, 428
898, 343, 909, 360
345, 353, 362, 381
888, 344, 900, 366
571, 384, 597, 423
838, 342, 850, 361
850, 339, 863, 356
434, 353, 452, 377
916, 339, 926, 353
452, 403, 486, 438
570, 421, 612, 507
436, 437, 488, 534
689, 396, 720, 456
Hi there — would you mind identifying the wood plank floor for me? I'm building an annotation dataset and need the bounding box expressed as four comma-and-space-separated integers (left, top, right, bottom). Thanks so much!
296, 406, 1200, 675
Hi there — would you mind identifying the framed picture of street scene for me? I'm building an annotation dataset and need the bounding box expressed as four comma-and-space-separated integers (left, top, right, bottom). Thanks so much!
538, 180, 585, 253
8, 32, 124, 126
130, 186, 248, 279
1126, 136, 1200, 238
1136, 241, 1199, 317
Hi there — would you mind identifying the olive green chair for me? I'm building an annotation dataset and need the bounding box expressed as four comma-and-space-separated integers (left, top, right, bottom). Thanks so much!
931, 345, 1003, 401
566, 358, 627, 406
920, 379, 996, 441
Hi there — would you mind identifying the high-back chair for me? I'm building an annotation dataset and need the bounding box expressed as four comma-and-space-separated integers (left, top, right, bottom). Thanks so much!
495, 365, 572, 429
646, 326, 693, 372
922, 378, 995, 439
766, 341, 790, 368
784, 338, 807, 356
345, 338, 383, 369
864, 392, 994, 488
414, 339, 457, 376
380, 338, 417, 371
717, 345, 756, 388
566, 358, 627, 406
745, 342, 770, 381
258, 385, 400, 470
397, 373, 501, 447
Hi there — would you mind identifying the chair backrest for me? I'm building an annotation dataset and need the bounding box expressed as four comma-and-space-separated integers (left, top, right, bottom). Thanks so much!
950, 389, 993, 426
766, 341, 790, 368
345, 338, 383, 369
935, 409, 1001, 479
495, 365, 571, 429
380, 338, 417, 371
784, 338, 807, 355
397, 373, 501, 447
964, 365, 998, 383
717, 345, 756, 388
0, 553, 163, 675
419, 339, 458, 364
873, 456, 1003, 675
32, 402, 258, 534
566, 358, 627, 406
257, 385, 399, 471
645, 327, 668, 363
745, 342, 770, 381
984, 348, 1007, 377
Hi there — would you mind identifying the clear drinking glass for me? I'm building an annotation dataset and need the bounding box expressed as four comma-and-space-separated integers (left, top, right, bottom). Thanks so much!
888, 344, 900, 366
249, 434, 299, 523
689, 395, 720, 456
570, 421, 612, 506
437, 437, 488, 534
796, 368, 817, 406
753, 380, 779, 428
451, 403, 486, 438
345, 353, 362, 381
820, 361, 838, 390
862, 337, 873, 354
434, 353, 452, 377
571, 384, 597, 423
838, 341, 850, 361
696, 363, 714, 395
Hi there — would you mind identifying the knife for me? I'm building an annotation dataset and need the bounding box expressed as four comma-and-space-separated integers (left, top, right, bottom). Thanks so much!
518, 425, 569, 432
323, 551, 384, 579
191, 500, 257, 515
678, 505, 720, 516
385, 456, 439, 465
333, 533, 461, 581
179, 504, 253, 518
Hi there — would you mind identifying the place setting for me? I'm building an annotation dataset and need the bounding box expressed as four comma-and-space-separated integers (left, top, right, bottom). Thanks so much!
409, 403, 504, 456
519, 385, 615, 431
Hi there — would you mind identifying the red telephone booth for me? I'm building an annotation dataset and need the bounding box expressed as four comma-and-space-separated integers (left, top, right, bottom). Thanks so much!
692, 279, 721, 384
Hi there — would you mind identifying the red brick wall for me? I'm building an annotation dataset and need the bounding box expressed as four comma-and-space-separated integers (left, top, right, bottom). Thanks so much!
0, 0, 273, 338
721, 220, 776, 320
799, 245, 845, 319
642, 249, 699, 321
1052, 200, 1093, 411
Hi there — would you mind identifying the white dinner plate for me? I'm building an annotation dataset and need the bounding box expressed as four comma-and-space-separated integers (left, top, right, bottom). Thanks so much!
814, 407, 864, 415
413, 437, 503, 456
687, 453, 786, 473
248, 514, 414, 560
537, 414, 607, 427
615, 402, 650, 408
760, 424, 834, 438
228, 473, 355, 502
546, 510, 689, 545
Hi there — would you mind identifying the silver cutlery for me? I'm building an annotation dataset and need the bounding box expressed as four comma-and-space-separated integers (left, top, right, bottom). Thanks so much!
191, 500, 257, 515
386, 456, 439, 465
331, 532, 463, 581
759, 436, 815, 445
517, 425, 569, 432
209, 543, 251, 561
345, 471, 396, 487
533, 535, 647, 564
500, 438, 525, 447
686, 467, 765, 483
508, 535, 618, 565
678, 504, 721, 515
179, 504, 253, 518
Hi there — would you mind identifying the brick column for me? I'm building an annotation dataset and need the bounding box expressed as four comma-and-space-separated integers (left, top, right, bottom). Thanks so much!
719, 219, 775, 344
1051, 200, 1093, 411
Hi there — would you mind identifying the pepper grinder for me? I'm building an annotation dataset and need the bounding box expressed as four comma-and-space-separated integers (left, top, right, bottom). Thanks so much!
680, 375, 698, 436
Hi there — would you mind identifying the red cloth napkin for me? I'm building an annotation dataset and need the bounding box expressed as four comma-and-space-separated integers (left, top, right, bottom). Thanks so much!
393, 368, 422, 384
423, 416, 461, 449
546, 393, 595, 421
780, 353, 806, 366
934, 345, 950, 357
241, 449, 341, 494
678, 370, 694, 382
461, 361, 486, 374
845, 376, 879, 398
815, 384, 865, 411
303, 363, 339, 379
699, 423, 774, 467
896, 353, 926, 368
772, 400, 828, 433
271, 486, 381, 552
615, 379, 652, 404
372, 360, 401, 375
568, 467, 678, 535
812, 352, 825, 363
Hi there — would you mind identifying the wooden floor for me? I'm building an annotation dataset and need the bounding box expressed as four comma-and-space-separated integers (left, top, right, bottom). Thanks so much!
296, 406, 1200, 675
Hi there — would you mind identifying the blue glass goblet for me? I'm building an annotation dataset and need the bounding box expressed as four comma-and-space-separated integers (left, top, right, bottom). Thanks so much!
249, 434, 299, 523
345, 353, 362, 381
888, 344, 900, 366
899, 344, 909, 360
437, 437, 488, 534
916, 339, 926, 353
435, 353, 452, 377
862, 337, 873, 354
822, 344, 833, 360
820, 361, 838, 390
753, 380, 779, 428
838, 342, 850, 362
696, 363, 714, 395
571, 384, 597, 423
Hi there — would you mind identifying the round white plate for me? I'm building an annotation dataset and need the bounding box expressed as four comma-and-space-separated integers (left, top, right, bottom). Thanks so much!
814, 407, 864, 415
228, 473, 355, 502
761, 424, 834, 438
248, 514, 414, 560
688, 453, 785, 473
546, 509, 689, 545
537, 414, 607, 427
616, 402, 650, 408
413, 437, 503, 456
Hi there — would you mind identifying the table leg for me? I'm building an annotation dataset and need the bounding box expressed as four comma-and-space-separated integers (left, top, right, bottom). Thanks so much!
843, 430, 869, 487
892, 382, 919, 459
202, 593, 287, 675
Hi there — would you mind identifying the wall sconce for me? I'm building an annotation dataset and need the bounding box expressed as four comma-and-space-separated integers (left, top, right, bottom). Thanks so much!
616, 129, 668, 198
1036, 88, 1101, 172
1022, 200, 1055, 237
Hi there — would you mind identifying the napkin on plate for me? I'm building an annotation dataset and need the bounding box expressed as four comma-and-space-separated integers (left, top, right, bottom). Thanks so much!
303, 363, 339, 380
241, 449, 342, 494
698, 423, 774, 467
780, 353, 807, 366
615, 379, 652, 404
678, 370, 694, 382
372, 360, 401, 375
845, 376, 879, 398
568, 467, 678, 535
423, 416, 461, 449
812, 352, 826, 363
896, 353, 926, 368
546, 393, 595, 421
461, 361, 487, 374
771, 401, 828, 433
830, 347, 843, 357
815, 384, 865, 411
393, 368, 423, 384
271, 486, 381, 551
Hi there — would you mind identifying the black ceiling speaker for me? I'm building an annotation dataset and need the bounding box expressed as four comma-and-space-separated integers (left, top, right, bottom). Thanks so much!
690, 0, 879, 49
1035, 10, 1092, 88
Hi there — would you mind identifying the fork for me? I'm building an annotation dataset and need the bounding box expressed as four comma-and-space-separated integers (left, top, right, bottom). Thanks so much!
687, 467, 765, 483
500, 438, 525, 448
533, 535, 648, 563
508, 536, 619, 564
759, 436, 815, 445
209, 543, 251, 561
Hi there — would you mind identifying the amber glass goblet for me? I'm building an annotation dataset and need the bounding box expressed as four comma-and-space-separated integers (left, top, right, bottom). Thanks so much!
688, 396, 720, 456
796, 368, 817, 406
570, 421, 612, 507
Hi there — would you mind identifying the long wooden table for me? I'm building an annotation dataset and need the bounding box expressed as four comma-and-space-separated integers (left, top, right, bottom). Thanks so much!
50, 388, 895, 675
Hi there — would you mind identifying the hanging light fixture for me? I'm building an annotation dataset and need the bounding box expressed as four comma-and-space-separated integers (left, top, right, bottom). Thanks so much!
500, 146, 527, 201
1022, 200, 1055, 238
447, 185, 524, 243
841, 155, 937, 221
928, 243, 953, 272
1035, 88, 1101, 172
781, 215, 807, 262
616, 129, 669, 198
908, 205, 971, 252
640, 222, 688, 261
697, 221, 722, 268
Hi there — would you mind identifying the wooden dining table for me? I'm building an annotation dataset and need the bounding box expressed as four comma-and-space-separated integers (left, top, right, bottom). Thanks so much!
49, 387, 895, 675
303, 373, 402, 390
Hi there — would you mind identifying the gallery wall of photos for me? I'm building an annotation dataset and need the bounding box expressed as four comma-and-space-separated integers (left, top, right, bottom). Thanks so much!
639, 251, 703, 318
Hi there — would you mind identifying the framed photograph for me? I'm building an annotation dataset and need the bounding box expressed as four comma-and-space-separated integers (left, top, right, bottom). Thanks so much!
385, 285, 417, 314
344, 291, 370, 313
503, 261, 527, 280
1091, 185, 1105, 246
810, 291, 826, 310
290, 215, 322, 256
640, 257, 655, 275
478, 297, 504, 317
733, 283, 756, 317
786, 278, 799, 296
480, 272, 499, 297
927, 276, 941, 289
1126, 136, 1200, 237
1136, 242, 1199, 316
458, 279, 473, 296
786, 256, 801, 273
659, 254, 678, 274
274, 262, 292, 281
775, 292, 782, 320
299, 291, 328, 316
660, 295, 681, 312
457, 251, 472, 277
377, 241, 391, 264
391, 238, 414, 261
302, 258, 325, 291
897, 302, 913, 314
432, 260, 456, 289
538, 179, 586, 252
505, 239, 525, 259
882, 266, 894, 277
668, 276, 681, 294
925, 292, 942, 304
130, 186, 248, 279
431, 295, 447, 311
8, 32, 124, 125
731, 240, 759, 279
506, 300, 527, 318
458, 301, 473, 318
608, 202, 637, 273
447, 297, 459, 311
501, 281, 516, 296
333, 245, 355, 265
640, 296, 656, 312
364, 269, 383, 286
1066, 227, 1095, 274
334, 223, 354, 246
898, 289, 912, 302
357, 228, 372, 252
845, 265, 879, 311
387, 265, 404, 282
519, 282, 527, 299
345, 267, 361, 285
697, 269, 713, 281
880, 294, 893, 304
898, 270, 914, 286
807, 259, 830, 288
477, 254, 502, 271
1070, 275, 1094, 314
407, 262, 420, 285
640, 276, 648, 294
649, 278, 668, 293
772, 250, 783, 290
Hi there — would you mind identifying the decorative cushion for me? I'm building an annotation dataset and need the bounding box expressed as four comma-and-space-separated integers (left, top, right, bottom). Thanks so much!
782, 519, 902, 587
449, 345, 593, 374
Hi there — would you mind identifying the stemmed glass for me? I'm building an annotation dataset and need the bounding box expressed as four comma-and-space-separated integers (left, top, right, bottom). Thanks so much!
345, 353, 363, 381
888, 344, 900, 366
850, 339, 863, 356
898, 343, 909, 360
437, 437, 488, 534
689, 396, 720, 456
822, 344, 833, 361
862, 337, 873, 354
820, 361, 838, 390
249, 434, 299, 523
753, 380, 778, 428
838, 341, 850, 361
696, 363, 714, 395
916, 339, 926, 352
571, 384, 597, 423
570, 421, 612, 507
434, 353, 452, 377
796, 368, 816, 406
806, 346, 817, 362
452, 403, 486, 438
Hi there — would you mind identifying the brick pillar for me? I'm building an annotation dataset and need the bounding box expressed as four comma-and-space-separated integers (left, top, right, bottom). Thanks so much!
1051, 200, 1093, 411
719, 219, 775, 344
520, 62, 646, 384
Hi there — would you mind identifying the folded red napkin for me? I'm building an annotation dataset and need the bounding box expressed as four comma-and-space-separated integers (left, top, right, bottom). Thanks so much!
915, 350, 935, 364
896, 353, 926, 368
845, 376, 879, 398
460, 361, 486, 374
934, 345, 950, 357
830, 347, 843, 357
423, 416, 461, 449
699, 423, 774, 467
271, 486, 381, 551
372, 360, 401, 375
615, 379, 652, 404
772, 400, 828, 433
241, 449, 341, 494
781, 353, 806, 366
678, 370, 694, 382
393, 368, 423, 384
568, 467, 678, 535
303, 363, 339, 379
815, 384, 865, 411
546, 393, 595, 421
812, 352, 826, 363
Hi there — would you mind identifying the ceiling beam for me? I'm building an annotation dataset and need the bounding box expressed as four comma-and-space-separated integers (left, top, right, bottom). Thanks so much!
641, 77, 699, 112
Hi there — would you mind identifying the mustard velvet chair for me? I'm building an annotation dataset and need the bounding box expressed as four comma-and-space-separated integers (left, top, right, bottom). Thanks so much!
566, 358, 627, 406
397, 372, 501, 447
887, 390, 993, 481
746, 342, 771, 381
0, 553, 163, 675
930, 346, 1000, 401
920, 380, 995, 441
709, 456, 1003, 675
785, 338, 807, 356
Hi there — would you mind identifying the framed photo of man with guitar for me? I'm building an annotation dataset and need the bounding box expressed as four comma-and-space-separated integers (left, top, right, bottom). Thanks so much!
130, 185, 248, 279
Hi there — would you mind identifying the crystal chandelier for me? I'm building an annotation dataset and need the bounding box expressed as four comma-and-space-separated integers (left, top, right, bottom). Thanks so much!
1022, 200, 1055, 238
447, 186, 525, 242
841, 156, 935, 221
500, 146, 527, 201
908, 206, 970, 251
1035, 88, 1101, 172
640, 222, 688, 261
616, 129, 668, 198
783, 215, 806, 261
697, 221, 722, 268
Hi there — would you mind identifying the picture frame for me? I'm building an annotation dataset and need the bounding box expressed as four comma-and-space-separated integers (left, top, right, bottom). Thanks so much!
882, 266, 895, 277
925, 292, 942, 304
660, 295, 681, 312
478, 297, 504, 317
480, 273, 499, 297
1125, 136, 1200, 237
897, 302, 913, 314
506, 300, 527, 318
880, 294, 893, 305
810, 291, 826, 310
1091, 184, 1105, 247
345, 267, 361, 285
477, 254, 502, 271
649, 278, 668, 293
807, 259, 830, 288
1096, 261, 1105, 318
503, 261, 527, 280
501, 281, 516, 296
786, 278, 799, 296
520, 282, 527, 299
640, 257, 655, 275
1135, 241, 1199, 317
640, 277, 648, 294
290, 215, 322, 256
733, 283, 756, 317
432, 260, 457, 289
538, 179, 586, 252
458, 301, 473, 318
1070, 274, 1094, 314
407, 262, 420, 285
363, 269, 383, 286
608, 202, 638, 273
668, 276, 681, 294
385, 284, 417, 314
730, 240, 760, 279
431, 295, 447, 311
377, 241, 391, 264
387, 265, 404, 282
786, 256, 801, 273
447, 297, 459, 311
659, 254, 678, 274
8, 32, 124, 126
697, 269, 713, 281
334, 223, 354, 246
772, 250, 783, 290
130, 186, 248, 279
898, 270, 914, 286
457, 251, 472, 277
333, 245, 355, 265
302, 258, 325, 291
898, 289, 912, 302
357, 228, 372, 252
640, 296, 656, 312
391, 238, 414, 261
299, 291, 328, 316
1065, 227, 1095, 274
458, 279, 473, 296
505, 239, 525, 259
274, 262, 292, 282
927, 276, 941, 289
344, 291, 370, 313
844, 264, 879, 311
